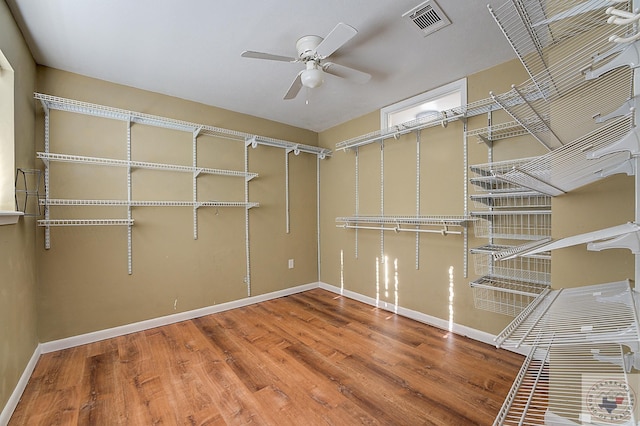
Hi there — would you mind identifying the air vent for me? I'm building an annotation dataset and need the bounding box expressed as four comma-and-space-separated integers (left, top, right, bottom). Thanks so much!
402, 0, 451, 37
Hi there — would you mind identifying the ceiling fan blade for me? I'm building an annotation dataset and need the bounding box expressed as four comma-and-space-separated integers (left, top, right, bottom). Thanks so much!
284, 72, 303, 100
315, 23, 357, 58
241, 50, 297, 63
322, 62, 371, 84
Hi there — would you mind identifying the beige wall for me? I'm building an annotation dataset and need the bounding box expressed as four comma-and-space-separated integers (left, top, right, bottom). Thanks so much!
35, 67, 320, 341
318, 58, 634, 335
0, 0, 38, 415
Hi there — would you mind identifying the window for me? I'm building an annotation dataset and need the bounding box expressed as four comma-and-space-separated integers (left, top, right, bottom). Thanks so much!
381, 78, 466, 129
0, 49, 20, 224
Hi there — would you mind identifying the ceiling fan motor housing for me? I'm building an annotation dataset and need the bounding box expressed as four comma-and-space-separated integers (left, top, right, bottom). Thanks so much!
296, 35, 323, 60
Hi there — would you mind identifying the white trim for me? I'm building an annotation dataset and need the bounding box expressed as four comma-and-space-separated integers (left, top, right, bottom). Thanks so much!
40, 282, 319, 353
0, 211, 23, 225
0, 344, 41, 426
380, 78, 467, 130
318, 282, 529, 356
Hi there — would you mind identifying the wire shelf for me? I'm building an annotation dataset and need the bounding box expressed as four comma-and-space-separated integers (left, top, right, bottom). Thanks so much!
37, 219, 134, 226
471, 244, 551, 284
334, 97, 499, 151
466, 120, 532, 144
490, 114, 634, 196
37, 152, 258, 180
495, 280, 640, 349
470, 276, 550, 317
470, 191, 551, 209
494, 342, 637, 426
471, 210, 552, 241
470, 157, 544, 193
489, 0, 632, 101
36, 93, 331, 158
42, 199, 259, 209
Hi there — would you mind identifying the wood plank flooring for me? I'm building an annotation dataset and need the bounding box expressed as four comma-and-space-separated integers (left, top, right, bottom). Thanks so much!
9, 289, 523, 425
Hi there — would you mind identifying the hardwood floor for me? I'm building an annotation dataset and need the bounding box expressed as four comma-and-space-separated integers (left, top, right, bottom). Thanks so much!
9, 289, 523, 425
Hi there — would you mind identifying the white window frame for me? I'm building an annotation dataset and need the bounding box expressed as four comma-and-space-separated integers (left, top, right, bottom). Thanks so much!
0, 49, 21, 225
380, 78, 467, 130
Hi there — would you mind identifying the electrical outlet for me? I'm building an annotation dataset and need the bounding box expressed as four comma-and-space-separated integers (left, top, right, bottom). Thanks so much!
288, 259, 294, 269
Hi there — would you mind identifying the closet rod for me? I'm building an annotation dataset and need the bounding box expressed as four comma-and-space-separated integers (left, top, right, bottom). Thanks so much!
337, 224, 462, 235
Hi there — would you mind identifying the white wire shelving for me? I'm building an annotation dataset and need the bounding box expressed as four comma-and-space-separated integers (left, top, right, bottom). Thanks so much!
36, 93, 322, 281
493, 280, 640, 424
495, 341, 638, 425
470, 276, 550, 317
334, 97, 499, 151
35, 93, 332, 159
496, 280, 640, 349
37, 152, 258, 180
466, 120, 531, 145
471, 244, 551, 284
485, 1, 640, 424
335, 215, 474, 235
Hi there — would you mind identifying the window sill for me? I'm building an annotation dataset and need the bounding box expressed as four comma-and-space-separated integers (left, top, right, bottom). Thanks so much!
0, 211, 24, 225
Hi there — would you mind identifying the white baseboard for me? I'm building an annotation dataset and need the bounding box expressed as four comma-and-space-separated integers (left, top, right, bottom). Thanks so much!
0, 344, 41, 426
40, 282, 319, 354
318, 282, 528, 356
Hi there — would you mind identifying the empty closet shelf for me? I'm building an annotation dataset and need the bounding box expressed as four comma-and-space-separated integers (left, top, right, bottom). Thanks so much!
37, 152, 258, 180
466, 120, 531, 144
41, 199, 259, 208
37, 219, 134, 226
489, 114, 634, 197
35, 93, 331, 158
494, 342, 634, 426
495, 280, 640, 349
517, 222, 640, 258
471, 244, 551, 284
470, 276, 550, 317
470, 157, 542, 177
470, 191, 551, 209
471, 210, 552, 241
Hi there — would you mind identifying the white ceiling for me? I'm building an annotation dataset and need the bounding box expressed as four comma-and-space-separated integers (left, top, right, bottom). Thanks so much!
7, 0, 516, 132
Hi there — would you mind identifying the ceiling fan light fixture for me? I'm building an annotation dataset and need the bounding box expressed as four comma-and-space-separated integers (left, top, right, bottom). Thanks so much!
301, 62, 324, 88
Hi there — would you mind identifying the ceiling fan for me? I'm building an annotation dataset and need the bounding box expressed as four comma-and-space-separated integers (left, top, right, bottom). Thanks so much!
241, 23, 371, 100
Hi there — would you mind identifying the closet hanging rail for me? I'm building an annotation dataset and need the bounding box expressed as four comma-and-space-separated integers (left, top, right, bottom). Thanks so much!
336, 215, 473, 235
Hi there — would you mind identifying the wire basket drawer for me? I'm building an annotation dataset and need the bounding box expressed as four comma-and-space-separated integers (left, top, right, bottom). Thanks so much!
470, 276, 549, 317
472, 210, 551, 240
471, 244, 551, 285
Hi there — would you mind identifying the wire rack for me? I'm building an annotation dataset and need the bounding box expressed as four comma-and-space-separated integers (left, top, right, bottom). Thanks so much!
496, 280, 640, 349
494, 342, 638, 425
471, 210, 552, 240
471, 276, 550, 317
471, 244, 551, 284
470, 191, 551, 209
488, 1, 634, 149
488, 114, 634, 196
